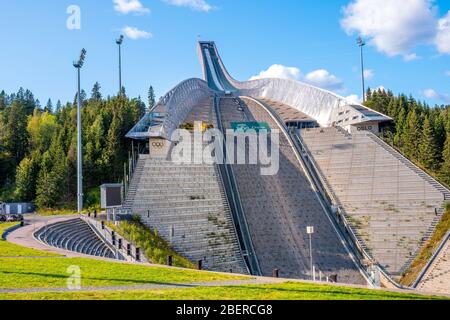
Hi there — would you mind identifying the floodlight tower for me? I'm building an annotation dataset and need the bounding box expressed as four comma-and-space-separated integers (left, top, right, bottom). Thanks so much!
73, 48, 87, 214
116, 35, 124, 95
357, 37, 366, 103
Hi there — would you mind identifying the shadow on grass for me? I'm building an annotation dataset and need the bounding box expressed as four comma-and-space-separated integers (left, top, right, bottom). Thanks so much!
0, 270, 198, 288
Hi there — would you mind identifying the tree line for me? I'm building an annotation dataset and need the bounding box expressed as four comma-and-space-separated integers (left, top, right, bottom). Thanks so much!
365, 88, 450, 187
0, 84, 156, 209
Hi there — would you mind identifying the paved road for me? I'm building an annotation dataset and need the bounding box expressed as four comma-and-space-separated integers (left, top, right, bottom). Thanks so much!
5, 214, 102, 259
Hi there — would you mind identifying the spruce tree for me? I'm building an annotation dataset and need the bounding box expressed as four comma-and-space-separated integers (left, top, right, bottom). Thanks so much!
403, 109, 422, 160
45, 99, 53, 113
440, 132, 450, 186
15, 154, 40, 201
56, 100, 62, 112
0, 90, 6, 111
148, 86, 156, 111
3, 100, 29, 163
419, 116, 439, 170
91, 82, 102, 101
35, 140, 68, 208
394, 107, 406, 147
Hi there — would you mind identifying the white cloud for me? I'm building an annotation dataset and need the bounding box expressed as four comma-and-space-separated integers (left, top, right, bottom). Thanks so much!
113, 0, 150, 14
341, 0, 437, 60
249, 65, 344, 92
403, 53, 420, 61
346, 94, 361, 104
363, 69, 374, 80
436, 11, 450, 54
122, 26, 153, 40
249, 64, 301, 81
304, 69, 345, 92
446, 71, 450, 77
164, 0, 213, 12
422, 88, 450, 103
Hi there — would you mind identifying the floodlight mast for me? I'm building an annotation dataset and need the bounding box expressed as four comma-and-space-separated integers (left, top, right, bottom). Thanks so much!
357, 37, 366, 103
73, 48, 87, 214
116, 35, 124, 95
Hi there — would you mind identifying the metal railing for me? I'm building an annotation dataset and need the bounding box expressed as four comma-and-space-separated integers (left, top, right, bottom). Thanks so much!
245, 97, 407, 288
294, 128, 408, 289
81, 215, 144, 263
127, 78, 214, 139
412, 230, 450, 288
213, 95, 262, 276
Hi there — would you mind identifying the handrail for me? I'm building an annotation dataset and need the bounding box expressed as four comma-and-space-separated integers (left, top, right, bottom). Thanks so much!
294, 127, 410, 289
245, 96, 405, 288
213, 95, 262, 276
213, 165, 250, 275
367, 133, 450, 199
295, 128, 408, 289
412, 230, 450, 288
293, 132, 373, 260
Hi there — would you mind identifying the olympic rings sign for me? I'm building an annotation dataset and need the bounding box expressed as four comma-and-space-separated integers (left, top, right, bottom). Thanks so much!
152, 142, 165, 149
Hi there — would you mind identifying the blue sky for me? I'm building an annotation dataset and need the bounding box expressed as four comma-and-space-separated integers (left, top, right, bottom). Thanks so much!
0, 0, 449, 106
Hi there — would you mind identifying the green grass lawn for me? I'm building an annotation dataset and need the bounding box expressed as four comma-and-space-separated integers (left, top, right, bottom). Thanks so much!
0, 282, 446, 301
0, 257, 248, 289
0, 223, 60, 257
0, 222, 248, 290
0, 222, 446, 301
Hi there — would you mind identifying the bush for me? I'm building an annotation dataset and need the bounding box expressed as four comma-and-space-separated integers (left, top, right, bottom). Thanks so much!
110, 216, 195, 269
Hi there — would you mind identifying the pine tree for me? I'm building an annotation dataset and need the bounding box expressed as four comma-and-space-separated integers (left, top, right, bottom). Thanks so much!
403, 109, 422, 160
23, 89, 36, 114
440, 132, 450, 186
35, 140, 68, 208
15, 154, 40, 201
419, 116, 439, 170
394, 107, 406, 147
120, 86, 126, 97
56, 100, 62, 112
366, 87, 372, 101
148, 86, 156, 112
0, 90, 6, 111
44, 99, 53, 113
73, 90, 87, 106
91, 82, 102, 101
3, 100, 29, 163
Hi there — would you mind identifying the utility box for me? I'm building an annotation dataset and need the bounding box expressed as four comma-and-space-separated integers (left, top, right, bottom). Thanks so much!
100, 184, 123, 209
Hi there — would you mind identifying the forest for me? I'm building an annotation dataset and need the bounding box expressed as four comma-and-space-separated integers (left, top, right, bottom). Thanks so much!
365, 88, 450, 187
0, 84, 156, 210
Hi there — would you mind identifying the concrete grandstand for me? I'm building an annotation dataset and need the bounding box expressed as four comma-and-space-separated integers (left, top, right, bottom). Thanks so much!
123, 41, 450, 290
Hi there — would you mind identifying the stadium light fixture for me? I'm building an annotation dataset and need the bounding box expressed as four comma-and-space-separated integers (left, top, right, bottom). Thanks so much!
116, 35, 124, 95
357, 37, 366, 103
73, 48, 87, 214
